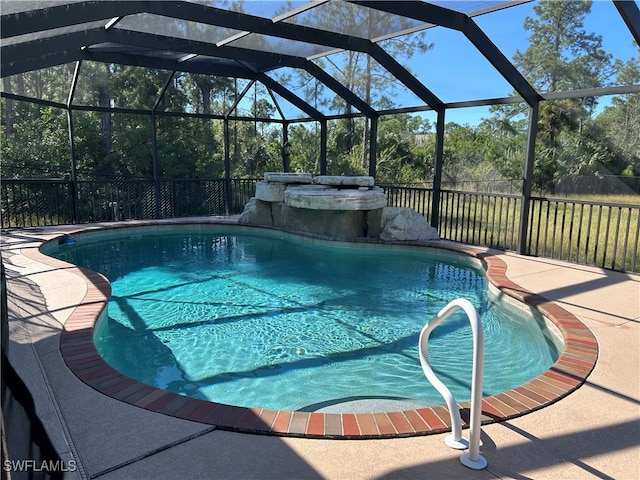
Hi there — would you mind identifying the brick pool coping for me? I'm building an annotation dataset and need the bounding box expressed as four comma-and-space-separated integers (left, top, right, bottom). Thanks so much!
23, 220, 598, 439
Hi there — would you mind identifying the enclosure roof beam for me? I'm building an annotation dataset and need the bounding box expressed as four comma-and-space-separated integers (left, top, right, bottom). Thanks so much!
153, 71, 176, 112
104, 29, 291, 72
152, 1, 444, 111
0, 1, 148, 38
1, 28, 106, 64
1, 0, 445, 112
148, 1, 375, 53
257, 73, 325, 121
1, 28, 106, 77
225, 80, 256, 118
67, 61, 83, 108
1, 50, 84, 78
102, 30, 355, 118
350, 0, 543, 107
266, 87, 287, 121
1, 27, 339, 119
0, 92, 66, 109
614, 0, 640, 46
304, 62, 377, 117
368, 43, 445, 110
80, 50, 258, 80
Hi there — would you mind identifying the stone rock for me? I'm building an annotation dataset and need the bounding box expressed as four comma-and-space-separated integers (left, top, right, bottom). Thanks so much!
380, 207, 439, 242
285, 185, 387, 211
238, 197, 273, 226
255, 181, 286, 202
275, 206, 372, 239
265, 202, 382, 240
314, 175, 375, 187
264, 172, 313, 184
366, 207, 384, 238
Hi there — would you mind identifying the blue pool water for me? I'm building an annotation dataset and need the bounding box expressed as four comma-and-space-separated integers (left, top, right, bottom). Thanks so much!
50, 228, 560, 412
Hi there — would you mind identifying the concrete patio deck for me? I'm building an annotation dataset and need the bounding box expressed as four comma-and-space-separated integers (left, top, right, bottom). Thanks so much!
2, 219, 638, 479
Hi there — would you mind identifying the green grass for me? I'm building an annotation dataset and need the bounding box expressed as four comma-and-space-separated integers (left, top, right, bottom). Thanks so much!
528, 198, 639, 272
386, 189, 640, 273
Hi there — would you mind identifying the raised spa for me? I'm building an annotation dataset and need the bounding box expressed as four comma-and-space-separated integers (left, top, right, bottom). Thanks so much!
48, 225, 561, 413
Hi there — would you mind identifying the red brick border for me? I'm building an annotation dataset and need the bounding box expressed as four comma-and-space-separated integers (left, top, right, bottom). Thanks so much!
23, 220, 598, 439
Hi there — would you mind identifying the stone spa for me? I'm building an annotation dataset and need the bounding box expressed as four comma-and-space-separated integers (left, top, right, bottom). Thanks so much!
239, 173, 439, 242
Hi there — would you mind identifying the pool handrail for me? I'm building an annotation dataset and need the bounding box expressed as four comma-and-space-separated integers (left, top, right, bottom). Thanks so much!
419, 298, 487, 470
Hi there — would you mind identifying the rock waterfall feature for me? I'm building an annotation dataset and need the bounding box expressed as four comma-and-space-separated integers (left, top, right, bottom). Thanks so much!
239, 173, 439, 241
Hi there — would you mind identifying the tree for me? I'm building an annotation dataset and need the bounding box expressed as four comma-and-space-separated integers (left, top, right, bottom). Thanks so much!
515, 1, 611, 94
476, 114, 527, 182
492, 0, 613, 192
288, 123, 321, 174
376, 114, 433, 184
280, 2, 432, 173
596, 50, 640, 166
0, 102, 69, 178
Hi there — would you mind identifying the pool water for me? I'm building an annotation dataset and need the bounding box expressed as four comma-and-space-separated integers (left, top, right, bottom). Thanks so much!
52, 230, 560, 412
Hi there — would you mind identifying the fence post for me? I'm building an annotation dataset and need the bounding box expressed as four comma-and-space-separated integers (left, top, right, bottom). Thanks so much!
517, 101, 539, 255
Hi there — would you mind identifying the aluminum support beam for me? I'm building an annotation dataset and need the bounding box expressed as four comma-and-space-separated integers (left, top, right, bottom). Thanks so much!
151, 113, 161, 218
66, 110, 80, 223
320, 120, 328, 175
168, 0, 445, 111
67, 61, 83, 223
368, 116, 379, 178
2, 1, 445, 111
257, 73, 325, 121
0, 1, 146, 38
2, 28, 106, 67
1, 50, 84, 78
85, 51, 259, 81
614, 0, 640, 46
67, 61, 83, 108
430, 109, 445, 229
304, 62, 377, 117
351, 1, 542, 106
282, 122, 290, 172
153, 71, 176, 113
517, 101, 539, 255
225, 80, 256, 118
368, 43, 445, 110
223, 118, 232, 214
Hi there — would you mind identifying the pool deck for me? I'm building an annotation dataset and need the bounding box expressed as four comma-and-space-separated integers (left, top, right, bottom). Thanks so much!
2, 217, 639, 479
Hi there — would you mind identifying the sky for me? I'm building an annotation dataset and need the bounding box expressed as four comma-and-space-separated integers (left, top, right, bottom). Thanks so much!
9, 0, 634, 125
256, 0, 639, 126
406, 0, 639, 126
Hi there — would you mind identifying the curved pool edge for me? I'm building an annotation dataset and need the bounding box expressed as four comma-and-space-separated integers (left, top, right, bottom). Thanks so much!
27, 219, 598, 439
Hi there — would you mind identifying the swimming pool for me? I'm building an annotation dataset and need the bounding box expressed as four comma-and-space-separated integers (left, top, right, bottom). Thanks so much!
48, 225, 561, 413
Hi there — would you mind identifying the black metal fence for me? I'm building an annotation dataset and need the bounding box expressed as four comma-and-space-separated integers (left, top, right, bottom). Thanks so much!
527, 197, 640, 272
382, 186, 639, 273
0, 179, 75, 227
1, 178, 259, 227
438, 191, 522, 252
1, 179, 638, 273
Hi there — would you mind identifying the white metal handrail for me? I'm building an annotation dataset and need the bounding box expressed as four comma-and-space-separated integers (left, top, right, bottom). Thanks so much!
419, 298, 487, 470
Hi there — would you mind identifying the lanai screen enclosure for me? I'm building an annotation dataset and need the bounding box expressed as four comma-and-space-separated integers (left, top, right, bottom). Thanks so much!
1, 1, 639, 272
